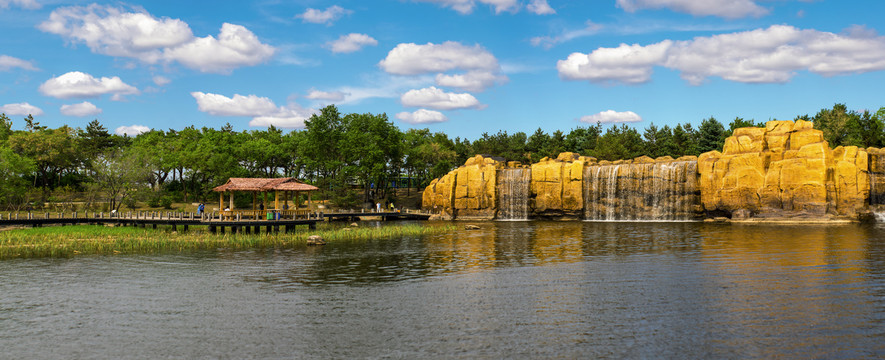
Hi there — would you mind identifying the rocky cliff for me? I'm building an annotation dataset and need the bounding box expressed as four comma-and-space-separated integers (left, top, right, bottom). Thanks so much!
699, 120, 869, 218
423, 120, 876, 221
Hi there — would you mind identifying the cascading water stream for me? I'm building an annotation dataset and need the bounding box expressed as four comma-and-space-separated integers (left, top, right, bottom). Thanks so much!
583, 161, 699, 221
497, 168, 531, 220
871, 153, 885, 222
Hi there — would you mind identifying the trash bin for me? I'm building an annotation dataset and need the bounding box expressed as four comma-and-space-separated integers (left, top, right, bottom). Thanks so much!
266, 211, 273, 220
275, 212, 281, 220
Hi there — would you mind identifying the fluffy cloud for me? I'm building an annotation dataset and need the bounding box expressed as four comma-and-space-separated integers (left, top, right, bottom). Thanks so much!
0, 102, 43, 116
163, 23, 275, 73
616, 0, 768, 19
191, 92, 315, 128
0, 55, 38, 71
190, 92, 278, 116
249, 104, 314, 128
60, 101, 102, 117
557, 41, 671, 84
0, 0, 40, 10
328, 33, 378, 53
39, 71, 139, 99
412, 0, 519, 14
380, 41, 499, 75
396, 109, 449, 124
115, 125, 150, 136
305, 89, 348, 102
296, 5, 351, 25
380, 41, 506, 92
558, 25, 885, 85
435, 71, 506, 92
39, 4, 274, 73
527, 0, 555, 15
579, 110, 642, 124
401, 86, 483, 110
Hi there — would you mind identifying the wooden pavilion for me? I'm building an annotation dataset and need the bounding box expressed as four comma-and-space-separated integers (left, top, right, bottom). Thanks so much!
212, 178, 319, 219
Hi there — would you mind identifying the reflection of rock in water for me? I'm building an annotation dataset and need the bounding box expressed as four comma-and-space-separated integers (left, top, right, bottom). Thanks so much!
497, 168, 530, 220
583, 160, 700, 220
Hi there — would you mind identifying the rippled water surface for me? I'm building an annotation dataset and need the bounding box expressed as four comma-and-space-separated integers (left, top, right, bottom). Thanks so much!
2, 221, 884, 358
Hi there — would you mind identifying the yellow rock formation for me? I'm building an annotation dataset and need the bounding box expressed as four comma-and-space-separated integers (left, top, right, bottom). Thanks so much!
530, 152, 586, 217
700, 120, 869, 217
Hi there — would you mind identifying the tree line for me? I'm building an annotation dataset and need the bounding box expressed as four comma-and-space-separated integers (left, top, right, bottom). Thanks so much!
1, 103, 883, 211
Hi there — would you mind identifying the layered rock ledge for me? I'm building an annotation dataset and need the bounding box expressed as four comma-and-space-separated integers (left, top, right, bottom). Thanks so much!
423, 120, 878, 221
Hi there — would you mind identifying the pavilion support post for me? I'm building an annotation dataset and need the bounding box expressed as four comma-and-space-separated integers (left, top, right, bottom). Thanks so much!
219, 192, 224, 211
229, 192, 234, 210
308, 191, 312, 210
275, 191, 280, 211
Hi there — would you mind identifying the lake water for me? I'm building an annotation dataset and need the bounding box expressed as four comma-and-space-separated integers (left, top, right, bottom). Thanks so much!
1, 221, 884, 358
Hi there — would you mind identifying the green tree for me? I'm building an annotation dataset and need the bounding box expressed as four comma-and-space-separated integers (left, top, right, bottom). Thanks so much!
8, 126, 80, 195
812, 103, 852, 146
89, 149, 153, 211
0, 113, 12, 142
564, 125, 600, 156
525, 128, 550, 162
672, 123, 698, 156
697, 117, 726, 154
593, 124, 644, 161
0, 146, 36, 210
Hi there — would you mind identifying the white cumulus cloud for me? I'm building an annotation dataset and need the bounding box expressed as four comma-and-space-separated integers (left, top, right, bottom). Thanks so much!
435, 71, 507, 92
557, 41, 671, 84
162, 23, 275, 74
380, 41, 506, 92
115, 125, 150, 136
401, 86, 483, 110
39, 4, 274, 73
616, 0, 768, 19
60, 101, 102, 117
249, 104, 314, 128
328, 33, 378, 53
527, 0, 555, 15
380, 41, 499, 75
296, 5, 351, 25
190, 92, 278, 117
39, 71, 139, 99
191, 92, 316, 128
579, 110, 642, 124
558, 25, 885, 85
0, 102, 43, 116
396, 109, 449, 124
0, 55, 38, 71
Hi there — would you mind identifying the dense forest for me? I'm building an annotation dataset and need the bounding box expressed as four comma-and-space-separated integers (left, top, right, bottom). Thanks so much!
1, 103, 883, 211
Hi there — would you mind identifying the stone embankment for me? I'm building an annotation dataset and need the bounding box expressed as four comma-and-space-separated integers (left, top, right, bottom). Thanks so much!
423, 120, 877, 221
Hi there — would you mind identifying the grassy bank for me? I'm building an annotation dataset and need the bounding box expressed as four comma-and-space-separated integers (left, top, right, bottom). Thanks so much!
0, 224, 456, 260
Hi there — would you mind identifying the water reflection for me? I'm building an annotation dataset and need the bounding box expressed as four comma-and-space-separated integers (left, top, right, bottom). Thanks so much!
2, 222, 884, 358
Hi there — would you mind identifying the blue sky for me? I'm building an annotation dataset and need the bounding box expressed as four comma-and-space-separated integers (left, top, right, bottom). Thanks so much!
2, 0, 885, 139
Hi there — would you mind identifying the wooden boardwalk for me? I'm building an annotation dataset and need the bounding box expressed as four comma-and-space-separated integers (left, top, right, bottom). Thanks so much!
0, 209, 431, 234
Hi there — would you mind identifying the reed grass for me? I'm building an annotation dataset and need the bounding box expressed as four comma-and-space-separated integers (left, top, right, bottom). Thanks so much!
0, 224, 456, 260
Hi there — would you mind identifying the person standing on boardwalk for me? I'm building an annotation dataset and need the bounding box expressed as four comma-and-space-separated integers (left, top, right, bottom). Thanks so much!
198, 203, 204, 215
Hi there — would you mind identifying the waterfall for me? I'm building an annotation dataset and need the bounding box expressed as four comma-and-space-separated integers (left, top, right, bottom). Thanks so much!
583, 161, 699, 221
871, 153, 885, 221
497, 168, 531, 220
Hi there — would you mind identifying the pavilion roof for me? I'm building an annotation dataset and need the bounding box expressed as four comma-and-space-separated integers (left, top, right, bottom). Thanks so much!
212, 177, 319, 192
